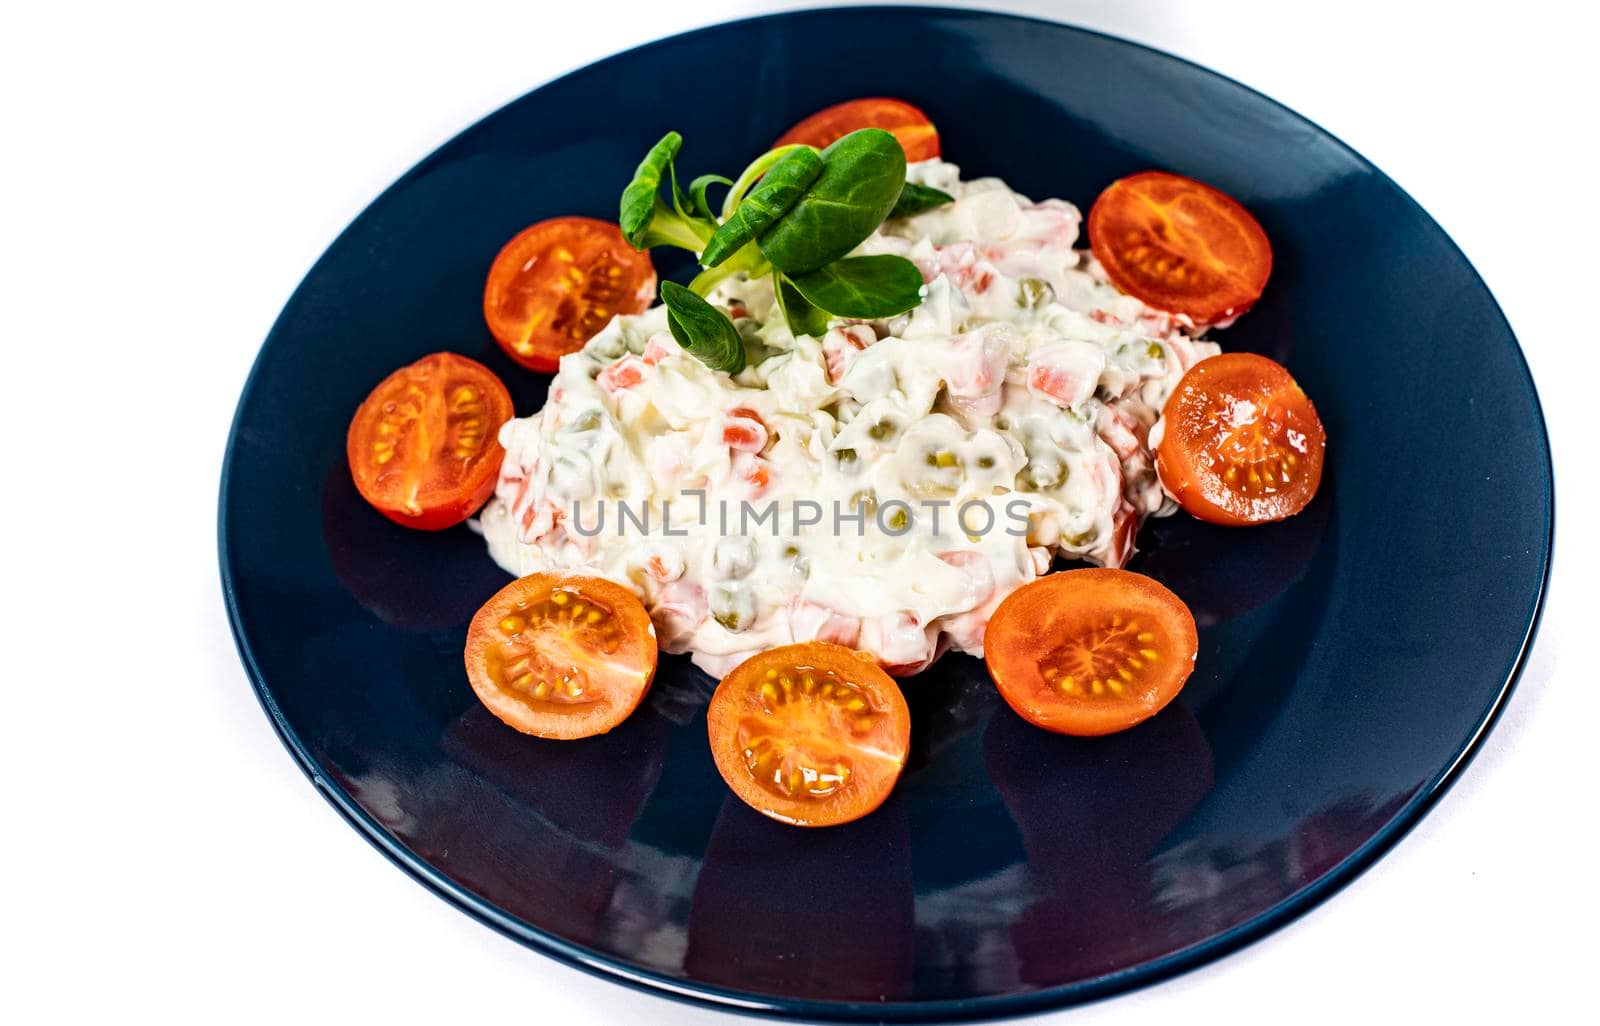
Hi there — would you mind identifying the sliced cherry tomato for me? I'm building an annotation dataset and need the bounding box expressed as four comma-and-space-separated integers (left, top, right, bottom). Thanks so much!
1157, 352, 1326, 525
774, 97, 940, 162
707, 642, 910, 827
483, 216, 656, 372
464, 573, 658, 740
985, 569, 1198, 737
1087, 171, 1272, 324
346, 352, 513, 530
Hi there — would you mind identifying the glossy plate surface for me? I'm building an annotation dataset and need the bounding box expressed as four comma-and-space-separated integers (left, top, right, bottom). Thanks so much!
219, 8, 1552, 1020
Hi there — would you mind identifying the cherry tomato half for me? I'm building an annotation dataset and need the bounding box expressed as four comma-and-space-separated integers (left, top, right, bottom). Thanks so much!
346, 352, 513, 530
774, 97, 940, 162
707, 643, 911, 827
1157, 352, 1326, 526
483, 216, 656, 372
985, 569, 1198, 737
1087, 171, 1272, 324
464, 573, 658, 740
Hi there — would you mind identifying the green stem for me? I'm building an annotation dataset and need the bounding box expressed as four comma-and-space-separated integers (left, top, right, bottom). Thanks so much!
689, 241, 770, 296
720, 145, 812, 221
642, 198, 714, 252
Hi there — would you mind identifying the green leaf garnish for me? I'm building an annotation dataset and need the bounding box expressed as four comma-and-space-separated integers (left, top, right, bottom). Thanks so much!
720, 145, 812, 220
659, 281, 746, 374
702, 146, 823, 269
889, 181, 954, 219
668, 157, 692, 221
620, 132, 682, 248
784, 255, 925, 319
774, 273, 832, 338
619, 132, 715, 252
687, 173, 732, 221
617, 124, 933, 373
756, 129, 907, 275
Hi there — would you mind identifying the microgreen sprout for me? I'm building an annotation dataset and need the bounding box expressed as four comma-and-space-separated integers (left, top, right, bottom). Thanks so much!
618, 127, 954, 371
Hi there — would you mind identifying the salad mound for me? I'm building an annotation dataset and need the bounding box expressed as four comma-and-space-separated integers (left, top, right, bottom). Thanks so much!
480, 157, 1219, 678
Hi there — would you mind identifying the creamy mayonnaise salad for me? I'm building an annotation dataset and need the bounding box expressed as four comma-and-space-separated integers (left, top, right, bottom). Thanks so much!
479, 160, 1223, 676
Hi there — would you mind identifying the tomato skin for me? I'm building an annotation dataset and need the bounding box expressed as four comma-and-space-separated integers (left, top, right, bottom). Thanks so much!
1087, 170, 1272, 324
464, 573, 658, 740
1156, 353, 1326, 526
707, 643, 911, 827
483, 216, 656, 372
985, 569, 1198, 737
346, 352, 513, 531
774, 97, 940, 162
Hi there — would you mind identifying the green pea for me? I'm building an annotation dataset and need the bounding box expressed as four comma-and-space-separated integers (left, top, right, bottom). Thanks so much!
711, 588, 750, 632
1017, 277, 1054, 309
586, 330, 628, 360
868, 420, 897, 441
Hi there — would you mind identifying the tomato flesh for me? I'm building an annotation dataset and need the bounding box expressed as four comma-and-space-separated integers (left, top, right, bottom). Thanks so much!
708, 643, 910, 827
346, 352, 512, 530
1087, 170, 1272, 324
464, 574, 658, 740
985, 569, 1198, 736
1157, 352, 1326, 526
483, 216, 656, 372
774, 97, 940, 162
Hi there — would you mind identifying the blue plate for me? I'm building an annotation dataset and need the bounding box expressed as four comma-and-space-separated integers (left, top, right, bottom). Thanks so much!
220, 7, 1552, 1020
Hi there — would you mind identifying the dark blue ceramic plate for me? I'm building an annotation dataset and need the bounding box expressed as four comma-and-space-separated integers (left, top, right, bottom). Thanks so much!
220, 7, 1552, 1021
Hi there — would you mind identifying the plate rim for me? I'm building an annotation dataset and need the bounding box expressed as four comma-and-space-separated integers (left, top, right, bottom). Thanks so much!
217, 5, 1556, 1020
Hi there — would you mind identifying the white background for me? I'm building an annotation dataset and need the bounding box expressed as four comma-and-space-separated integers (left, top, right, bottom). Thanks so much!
4, 1, 1595, 1022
